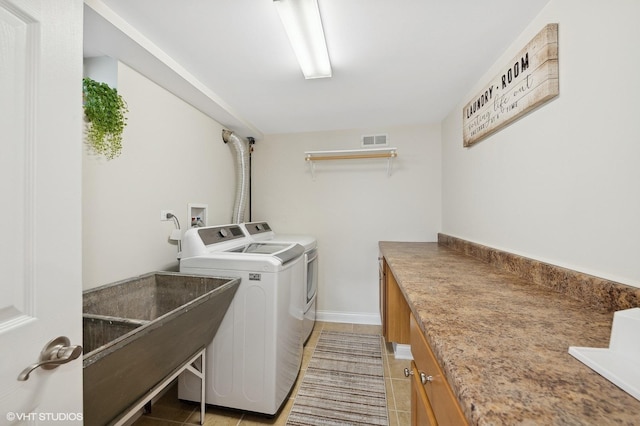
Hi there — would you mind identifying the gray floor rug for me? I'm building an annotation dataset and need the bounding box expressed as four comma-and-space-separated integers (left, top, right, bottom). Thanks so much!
286, 331, 389, 426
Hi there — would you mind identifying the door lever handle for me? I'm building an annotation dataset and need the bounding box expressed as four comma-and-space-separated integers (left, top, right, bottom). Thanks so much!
18, 336, 83, 381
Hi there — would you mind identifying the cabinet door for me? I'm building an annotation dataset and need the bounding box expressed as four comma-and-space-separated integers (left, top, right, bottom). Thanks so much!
379, 255, 387, 338
410, 314, 468, 425
383, 259, 411, 343
411, 361, 437, 426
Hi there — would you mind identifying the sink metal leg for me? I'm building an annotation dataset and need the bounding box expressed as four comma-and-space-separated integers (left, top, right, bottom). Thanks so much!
184, 347, 206, 424
112, 347, 207, 426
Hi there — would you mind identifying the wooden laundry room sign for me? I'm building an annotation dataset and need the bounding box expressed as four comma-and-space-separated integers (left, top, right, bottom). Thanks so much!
462, 23, 559, 147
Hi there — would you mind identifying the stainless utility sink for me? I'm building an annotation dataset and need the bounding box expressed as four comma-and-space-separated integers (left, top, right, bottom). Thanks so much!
82, 272, 239, 425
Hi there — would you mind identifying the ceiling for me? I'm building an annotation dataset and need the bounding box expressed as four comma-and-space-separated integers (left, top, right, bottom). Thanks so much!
84, 0, 550, 140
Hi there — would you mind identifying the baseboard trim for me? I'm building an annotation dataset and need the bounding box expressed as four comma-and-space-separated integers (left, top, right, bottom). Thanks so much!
316, 310, 381, 325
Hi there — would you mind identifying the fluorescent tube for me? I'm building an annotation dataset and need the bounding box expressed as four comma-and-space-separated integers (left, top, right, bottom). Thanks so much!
274, 0, 332, 79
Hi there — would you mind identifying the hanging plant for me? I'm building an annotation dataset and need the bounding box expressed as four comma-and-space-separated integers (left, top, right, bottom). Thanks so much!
82, 77, 129, 160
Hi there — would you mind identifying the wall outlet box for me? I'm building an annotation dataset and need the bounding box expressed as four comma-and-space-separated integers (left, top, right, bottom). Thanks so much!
160, 210, 175, 221
188, 203, 208, 228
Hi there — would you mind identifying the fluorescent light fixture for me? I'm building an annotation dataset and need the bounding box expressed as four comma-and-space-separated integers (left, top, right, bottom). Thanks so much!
274, 0, 332, 79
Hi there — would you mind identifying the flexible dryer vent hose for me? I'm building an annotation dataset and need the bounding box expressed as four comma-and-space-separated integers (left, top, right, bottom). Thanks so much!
223, 130, 250, 224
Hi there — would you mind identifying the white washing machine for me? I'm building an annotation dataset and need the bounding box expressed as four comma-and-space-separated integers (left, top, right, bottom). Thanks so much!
241, 222, 317, 343
178, 224, 305, 415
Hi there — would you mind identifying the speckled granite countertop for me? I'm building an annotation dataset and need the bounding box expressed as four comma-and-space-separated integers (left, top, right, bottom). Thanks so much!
379, 241, 640, 425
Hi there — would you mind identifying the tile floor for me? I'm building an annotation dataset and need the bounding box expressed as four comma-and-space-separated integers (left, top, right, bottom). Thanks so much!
131, 322, 411, 426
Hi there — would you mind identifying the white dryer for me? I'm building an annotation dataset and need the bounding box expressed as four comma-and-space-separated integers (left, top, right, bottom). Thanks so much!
241, 222, 317, 343
178, 224, 304, 415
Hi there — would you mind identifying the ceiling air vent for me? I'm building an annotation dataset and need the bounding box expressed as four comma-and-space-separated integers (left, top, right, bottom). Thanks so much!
361, 134, 388, 147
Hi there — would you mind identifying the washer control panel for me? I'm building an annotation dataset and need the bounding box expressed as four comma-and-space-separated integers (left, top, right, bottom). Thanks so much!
198, 225, 245, 246
243, 221, 272, 236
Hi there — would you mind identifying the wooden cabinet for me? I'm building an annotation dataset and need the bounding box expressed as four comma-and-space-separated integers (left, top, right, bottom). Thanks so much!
410, 313, 467, 426
379, 256, 410, 344
380, 253, 467, 425
410, 359, 438, 426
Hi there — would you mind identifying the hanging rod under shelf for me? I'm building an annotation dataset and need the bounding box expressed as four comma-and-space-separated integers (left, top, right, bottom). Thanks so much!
304, 147, 398, 178
304, 147, 397, 161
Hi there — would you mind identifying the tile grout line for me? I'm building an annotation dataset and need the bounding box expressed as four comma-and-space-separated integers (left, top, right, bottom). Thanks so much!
380, 337, 398, 426
379, 336, 391, 426
383, 338, 401, 426
385, 343, 405, 426
389, 353, 402, 426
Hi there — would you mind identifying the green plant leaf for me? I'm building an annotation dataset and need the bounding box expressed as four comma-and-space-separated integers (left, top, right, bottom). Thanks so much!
82, 77, 129, 160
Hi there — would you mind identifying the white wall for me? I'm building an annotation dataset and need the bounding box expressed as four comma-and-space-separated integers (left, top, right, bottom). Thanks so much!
252, 125, 441, 322
82, 62, 237, 289
442, 0, 640, 287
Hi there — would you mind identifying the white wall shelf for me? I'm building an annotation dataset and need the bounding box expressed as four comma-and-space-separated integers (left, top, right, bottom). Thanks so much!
304, 147, 398, 179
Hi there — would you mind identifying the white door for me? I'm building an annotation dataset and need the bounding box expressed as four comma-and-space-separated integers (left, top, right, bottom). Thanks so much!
0, 0, 84, 423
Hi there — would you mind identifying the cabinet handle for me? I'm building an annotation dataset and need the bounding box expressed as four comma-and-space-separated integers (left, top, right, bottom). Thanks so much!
420, 372, 433, 384
405, 368, 433, 384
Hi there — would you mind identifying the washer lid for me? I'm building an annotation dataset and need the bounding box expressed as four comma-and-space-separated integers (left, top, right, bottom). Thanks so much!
226, 242, 304, 265
271, 234, 317, 251
227, 242, 289, 254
